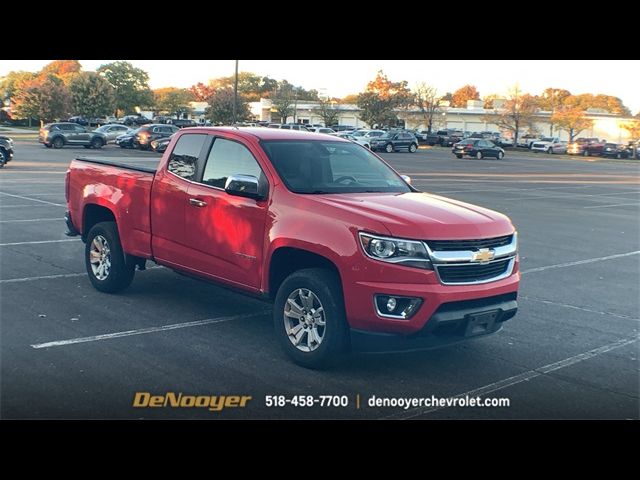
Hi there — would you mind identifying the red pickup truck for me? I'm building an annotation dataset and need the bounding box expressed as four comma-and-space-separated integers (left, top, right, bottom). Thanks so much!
65, 128, 520, 368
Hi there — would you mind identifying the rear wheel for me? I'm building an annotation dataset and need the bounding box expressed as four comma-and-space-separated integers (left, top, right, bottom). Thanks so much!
0, 149, 5, 167
52, 137, 64, 149
547, 147, 553, 154
44, 143, 52, 148
476, 151, 483, 159
408, 143, 417, 153
455, 154, 462, 159
91, 137, 104, 149
274, 268, 349, 369
83, 145, 91, 149
497, 151, 504, 160
583, 149, 590, 157
85, 221, 135, 293
385, 143, 394, 153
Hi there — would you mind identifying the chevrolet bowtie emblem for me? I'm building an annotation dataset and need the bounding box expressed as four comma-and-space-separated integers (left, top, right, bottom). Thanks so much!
472, 248, 495, 263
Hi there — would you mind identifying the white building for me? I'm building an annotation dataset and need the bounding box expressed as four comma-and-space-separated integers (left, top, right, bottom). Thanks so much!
249, 98, 636, 143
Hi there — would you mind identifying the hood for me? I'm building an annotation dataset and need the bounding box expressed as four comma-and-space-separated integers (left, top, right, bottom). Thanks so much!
309, 191, 514, 239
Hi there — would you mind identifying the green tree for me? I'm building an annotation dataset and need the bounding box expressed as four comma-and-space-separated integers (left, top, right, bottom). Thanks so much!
205, 88, 250, 125
550, 107, 594, 142
451, 84, 480, 107
313, 98, 340, 127
97, 61, 153, 117
483, 85, 538, 148
209, 72, 281, 102
413, 82, 441, 133
12, 75, 70, 126
69, 72, 115, 119
0, 71, 37, 104
154, 88, 195, 118
356, 71, 412, 128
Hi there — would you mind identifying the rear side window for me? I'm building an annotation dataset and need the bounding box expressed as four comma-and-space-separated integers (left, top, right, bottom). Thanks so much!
167, 133, 207, 180
201, 138, 263, 189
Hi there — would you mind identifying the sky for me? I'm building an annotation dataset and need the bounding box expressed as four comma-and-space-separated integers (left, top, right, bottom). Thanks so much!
1, 60, 639, 114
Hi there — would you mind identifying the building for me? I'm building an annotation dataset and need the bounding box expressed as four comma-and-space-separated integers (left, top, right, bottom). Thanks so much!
249, 98, 636, 143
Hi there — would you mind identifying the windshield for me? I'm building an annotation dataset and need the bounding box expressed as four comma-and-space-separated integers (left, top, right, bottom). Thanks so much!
261, 140, 411, 194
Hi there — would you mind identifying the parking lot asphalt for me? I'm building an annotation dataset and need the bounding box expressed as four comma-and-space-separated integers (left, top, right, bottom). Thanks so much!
1, 138, 638, 419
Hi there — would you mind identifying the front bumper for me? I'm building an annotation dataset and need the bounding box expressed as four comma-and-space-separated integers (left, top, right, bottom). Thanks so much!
351, 291, 517, 352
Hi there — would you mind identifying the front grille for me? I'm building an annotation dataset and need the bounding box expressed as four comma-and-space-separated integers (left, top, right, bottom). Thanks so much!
426, 235, 512, 251
437, 259, 511, 284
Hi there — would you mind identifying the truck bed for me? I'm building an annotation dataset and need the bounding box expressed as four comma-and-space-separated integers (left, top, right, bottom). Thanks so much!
75, 156, 158, 174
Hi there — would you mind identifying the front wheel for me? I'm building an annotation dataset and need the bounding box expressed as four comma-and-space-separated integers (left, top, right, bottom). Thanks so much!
0, 149, 5, 168
274, 268, 350, 369
547, 147, 553, 154
385, 143, 394, 153
91, 137, 104, 149
52, 137, 64, 149
85, 221, 135, 293
497, 151, 504, 159
476, 151, 483, 159
455, 154, 462, 159
408, 143, 417, 153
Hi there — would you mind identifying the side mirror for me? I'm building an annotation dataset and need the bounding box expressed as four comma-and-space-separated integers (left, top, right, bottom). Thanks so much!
401, 175, 412, 185
225, 174, 265, 200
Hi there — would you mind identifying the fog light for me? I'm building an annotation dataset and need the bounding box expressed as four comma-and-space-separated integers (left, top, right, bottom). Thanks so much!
386, 297, 397, 312
375, 295, 423, 319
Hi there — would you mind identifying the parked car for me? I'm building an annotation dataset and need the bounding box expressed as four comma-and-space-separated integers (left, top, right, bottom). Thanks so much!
121, 115, 152, 126
115, 128, 140, 148
566, 138, 600, 155
311, 127, 336, 135
517, 134, 541, 149
67, 116, 89, 126
495, 137, 514, 148
38, 122, 107, 149
425, 130, 464, 147
581, 139, 607, 157
150, 134, 174, 153
133, 124, 180, 150
166, 118, 197, 128
0, 135, 15, 167
93, 124, 133, 143
330, 125, 356, 132
452, 139, 505, 159
152, 116, 172, 124
413, 129, 432, 143
65, 128, 520, 368
370, 131, 419, 153
530, 137, 568, 154
601, 143, 631, 159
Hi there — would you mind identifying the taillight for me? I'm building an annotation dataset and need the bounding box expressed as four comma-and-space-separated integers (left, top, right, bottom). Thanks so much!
466, 144, 474, 148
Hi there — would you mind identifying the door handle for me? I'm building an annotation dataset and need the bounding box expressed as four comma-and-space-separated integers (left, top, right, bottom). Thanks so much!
189, 198, 207, 207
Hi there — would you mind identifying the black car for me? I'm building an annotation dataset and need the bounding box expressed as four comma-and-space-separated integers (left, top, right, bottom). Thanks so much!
67, 116, 89, 126
132, 124, 179, 150
0, 135, 15, 167
121, 115, 152, 126
369, 131, 419, 153
166, 118, 197, 128
38, 122, 108, 149
601, 143, 631, 159
452, 139, 505, 159
150, 134, 174, 153
115, 128, 140, 148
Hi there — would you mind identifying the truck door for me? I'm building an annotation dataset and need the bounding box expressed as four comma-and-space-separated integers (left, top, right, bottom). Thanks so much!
150, 133, 209, 267
183, 134, 269, 290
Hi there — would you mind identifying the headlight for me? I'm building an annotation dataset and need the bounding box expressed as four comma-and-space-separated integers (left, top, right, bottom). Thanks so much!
359, 232, 432, 269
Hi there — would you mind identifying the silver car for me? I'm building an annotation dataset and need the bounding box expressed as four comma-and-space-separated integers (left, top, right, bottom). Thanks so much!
94, 124, 133, 143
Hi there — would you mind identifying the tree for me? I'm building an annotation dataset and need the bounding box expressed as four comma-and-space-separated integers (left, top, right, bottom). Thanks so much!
40, 60, 82, 85
205, 88, 250, 125
189, 82, 216, 102
209, 72, 281, 102
483, 85, 538, 148
12, 75, 70, 126
356, 71, 412, 128
340, 94, 359, 104
537, 88, 572, 135
451, 84, 480, 107
413, 82, 441, 133
0, 71, 37, 103
68, 72, 115, 119
271, 82, 295, 123
621, 118, 640, 140
483, 94, 498, 109
154, 88, 195, 118
313, 98, 340, 127
564, 93, 630, 116
550, 107, 594, 142
97, 61, 153, 117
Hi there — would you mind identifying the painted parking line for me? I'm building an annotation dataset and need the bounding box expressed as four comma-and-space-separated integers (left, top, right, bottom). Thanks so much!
583, 202, 640, 209
0, 239, 80, 246
0, 217, 64, 223
520, 295, 640, 322
383, 335, 639, 419
0, 272, 88, 284
0, 204, 64, 209
521, 251, 640, 274
497, 191, 640, 202
0, 191, 65, 207
30, 311, 270, 349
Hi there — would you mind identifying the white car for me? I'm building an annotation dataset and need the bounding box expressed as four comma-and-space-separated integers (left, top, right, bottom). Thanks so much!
93, 124, 134, 143
530, 137, 568, 154
348, 137, 371, 149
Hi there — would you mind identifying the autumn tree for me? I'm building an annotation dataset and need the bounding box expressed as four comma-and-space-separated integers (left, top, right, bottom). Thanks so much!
40, 60, 82, 85
189, 82, 216, 102
340, 94, 360, 104
97, 61, 153, 117
313, 98, 340, 127
68, 72, 115, 120
271, 82, 295, 123
356, 71, 412, 128
483, 85, 538, 148
563, 93, 630, 116
0, 71, 37, 103
550, 107, 594, 142
621, 118, 640, 140
413, 82, 441, 133
451, 84, 480, 107
154, 88, 195, 118
12, 75, 71, 126
205, 88, 250, 125
483, 94, 498, 109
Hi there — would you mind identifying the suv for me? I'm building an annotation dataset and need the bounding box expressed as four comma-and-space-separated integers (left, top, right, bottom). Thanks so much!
133, 124, 180, 150
121, 115, 152, 127
0, 135, 14, 167
370, 131, 419, 153
38, 122, 108, 149
167, 118, 198, 128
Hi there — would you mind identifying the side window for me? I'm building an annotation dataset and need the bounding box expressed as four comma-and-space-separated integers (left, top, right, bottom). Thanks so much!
201, 138, 263, 189
167, 133, 207, 180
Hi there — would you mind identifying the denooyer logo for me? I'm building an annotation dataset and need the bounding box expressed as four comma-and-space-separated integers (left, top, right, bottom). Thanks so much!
133, 392, 252, 412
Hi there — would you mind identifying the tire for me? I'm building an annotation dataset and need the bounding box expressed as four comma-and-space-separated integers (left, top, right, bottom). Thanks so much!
273, 268, 350, 369
476, 151, 483, 159
497, 151, 504, 160
455, 154, 462, 159
119, 144, 127, 148
0, 149, 5, 168
583, 149, 590, 157
547, 147, 553, 154
44, 143, 52, 148
52, 137, 64, 149
408, 143, 417, 153
91, 137, 104, 149
83, 145, 92, 149
385, 143, 394, 153
616, 153, 621, 159
85, 221, 135, 293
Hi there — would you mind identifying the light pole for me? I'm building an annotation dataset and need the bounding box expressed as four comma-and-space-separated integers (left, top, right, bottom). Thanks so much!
232, 60, 239, 125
